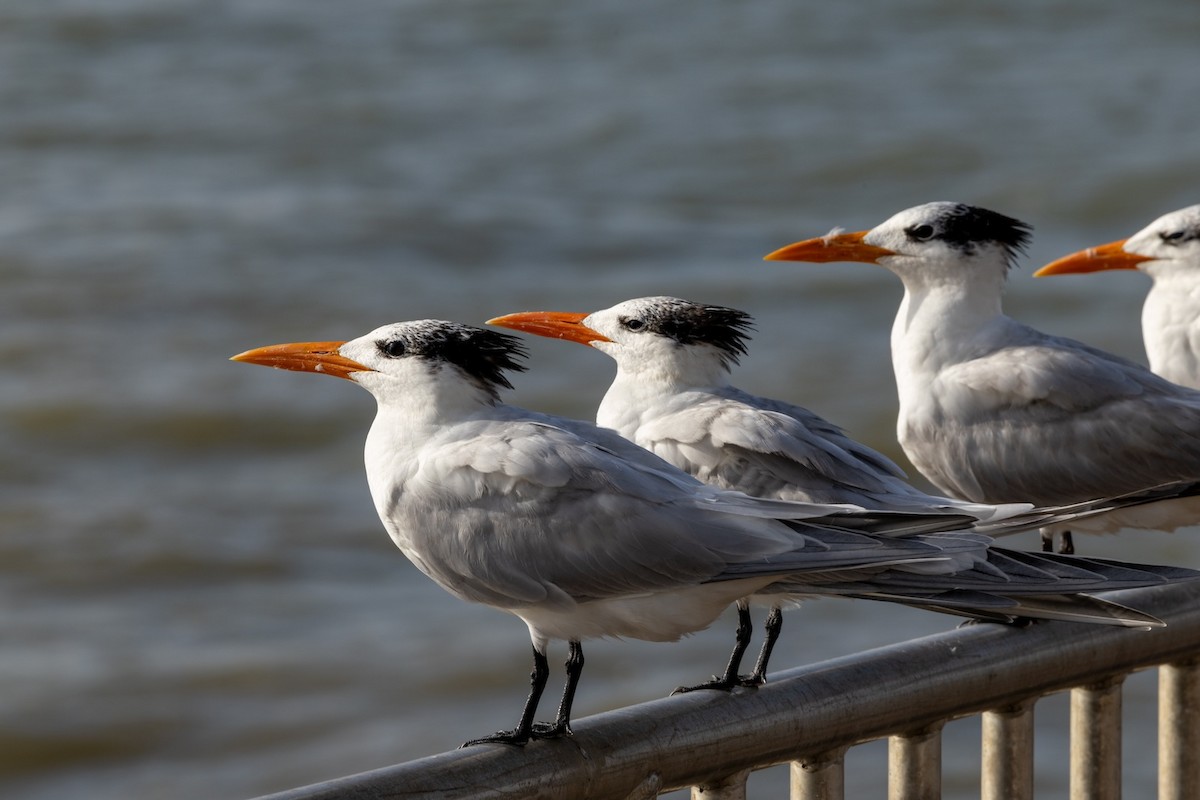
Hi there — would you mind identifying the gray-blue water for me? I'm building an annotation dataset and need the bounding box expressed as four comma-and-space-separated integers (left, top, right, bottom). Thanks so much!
4, 2, 1200, 797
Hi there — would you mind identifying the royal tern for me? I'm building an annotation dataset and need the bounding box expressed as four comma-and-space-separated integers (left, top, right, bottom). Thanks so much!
490, 296, 1022, 686
765, 201, 1200, 551
235, 319, 1191, 741
1035, 205, 1200, 389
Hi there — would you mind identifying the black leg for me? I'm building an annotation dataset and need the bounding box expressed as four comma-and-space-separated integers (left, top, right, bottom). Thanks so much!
673, 604, 754, 694
1040, 527, 1055, 553
742, 606, 783, 687
461, 645, 549, 747
532, 640, 584, 739
1058, 530, 1075, 555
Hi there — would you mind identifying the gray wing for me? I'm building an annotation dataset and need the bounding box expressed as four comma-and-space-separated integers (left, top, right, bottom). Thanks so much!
772, 547, 1200, 627
390, 413, 959, 610
632, 388, 1016, 519
906, 321, 1200, 505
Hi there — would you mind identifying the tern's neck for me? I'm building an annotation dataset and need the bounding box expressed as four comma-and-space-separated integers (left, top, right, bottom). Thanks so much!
1142, 271, 1200, 388
598, 353, 728, 435
362, 383, 497, 524
890, 270, 1006, 396
361, 373, 496, 466
369, 380, 495, 441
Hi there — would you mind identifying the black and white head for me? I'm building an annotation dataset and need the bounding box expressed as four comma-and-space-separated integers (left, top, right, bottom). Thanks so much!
1121, 205, 1200, 279
490, 296, 754, 377
232, 320, 528, 405
1035, 204, 1200, 281
867, 202, 1032, 272
584, 297, 753, 369
766, 201, 1033, 286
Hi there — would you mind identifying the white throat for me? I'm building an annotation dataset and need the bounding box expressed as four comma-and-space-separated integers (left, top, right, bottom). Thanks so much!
886, 258, 1009, 436
596, 345, 729, 435
1142, 270, 1200, 388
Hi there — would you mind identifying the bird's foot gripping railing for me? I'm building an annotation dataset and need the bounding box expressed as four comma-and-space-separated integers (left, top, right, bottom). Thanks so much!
252, 581, 1200, 800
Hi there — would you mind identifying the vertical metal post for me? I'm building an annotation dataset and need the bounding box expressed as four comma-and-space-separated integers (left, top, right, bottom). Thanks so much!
889, 724, 943, 800
1160, 658, 1200, 800
981, 701, 1035, 800
692, 769, 751, 800
1070, 676, 1123, 800
791, 749, 846, 800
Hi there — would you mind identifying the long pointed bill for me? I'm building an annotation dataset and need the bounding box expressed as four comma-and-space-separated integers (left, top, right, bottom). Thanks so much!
764, 230, 896, 264
1034, 239, 1152, 277
230, 341, 371, 380
487, 311, 612, 346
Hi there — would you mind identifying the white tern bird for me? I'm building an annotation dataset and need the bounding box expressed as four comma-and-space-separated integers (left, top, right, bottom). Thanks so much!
491, 297, 1027, 686
765, 201, 1200, 553
1035, 204, 1200, 389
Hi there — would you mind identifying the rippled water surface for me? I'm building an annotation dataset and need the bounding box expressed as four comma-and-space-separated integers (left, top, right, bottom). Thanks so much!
4, 2, 1200, 797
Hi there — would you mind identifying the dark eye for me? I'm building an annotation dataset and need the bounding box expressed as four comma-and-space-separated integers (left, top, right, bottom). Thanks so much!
620, 317, 645, 331
906, 224, 936, 241
378, 339, 407, 358
1161, 231, 1186, 244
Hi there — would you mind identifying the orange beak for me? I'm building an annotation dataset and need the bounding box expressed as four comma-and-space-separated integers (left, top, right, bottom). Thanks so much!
764, 230, 897, 264
1034, 239, 1153, 277
230, 341, 371, 381
487, 311, 612, 346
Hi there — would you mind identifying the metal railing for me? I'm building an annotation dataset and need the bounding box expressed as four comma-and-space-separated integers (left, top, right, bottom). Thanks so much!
252, 581, 1200, 800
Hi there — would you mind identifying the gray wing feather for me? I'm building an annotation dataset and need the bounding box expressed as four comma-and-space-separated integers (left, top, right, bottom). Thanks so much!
631, 389, 1017, 519
392, 415, 957, 610
908, 323, 1200, 504
769, 547, 1198, 627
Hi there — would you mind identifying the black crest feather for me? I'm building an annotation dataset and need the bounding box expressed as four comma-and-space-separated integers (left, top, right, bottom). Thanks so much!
934, 204, 1033, 271
637, 297, 755, 367
381, 321, 528, 401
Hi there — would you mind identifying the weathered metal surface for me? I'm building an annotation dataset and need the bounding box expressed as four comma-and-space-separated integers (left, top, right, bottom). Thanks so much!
981, 701, 1034, 800
888, 725, 942, 800
790, 750, 845, 800
1159, 658, 1200, 800
250, 582, 1200, 800
1070, 677, 1123, 800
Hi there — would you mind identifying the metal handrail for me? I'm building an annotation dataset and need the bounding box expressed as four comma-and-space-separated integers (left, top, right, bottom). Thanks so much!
251, 581, 1200, 800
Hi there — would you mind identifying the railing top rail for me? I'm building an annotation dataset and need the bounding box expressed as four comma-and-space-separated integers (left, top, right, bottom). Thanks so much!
252, 581, 1200, 800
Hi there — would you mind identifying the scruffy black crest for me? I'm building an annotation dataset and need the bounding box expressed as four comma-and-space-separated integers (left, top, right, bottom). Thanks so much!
629, 297, 754, 367
924, 203, 1033, 271
379, 321, 528, 401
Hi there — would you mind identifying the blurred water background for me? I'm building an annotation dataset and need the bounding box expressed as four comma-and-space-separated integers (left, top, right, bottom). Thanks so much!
3, 1, 1200, 797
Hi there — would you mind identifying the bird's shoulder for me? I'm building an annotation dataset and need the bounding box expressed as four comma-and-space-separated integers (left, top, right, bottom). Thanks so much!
415, 406, 705, 500
940, 321, 1198, 415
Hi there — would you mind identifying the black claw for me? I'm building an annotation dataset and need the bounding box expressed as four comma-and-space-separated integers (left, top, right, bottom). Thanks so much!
680, 606, 754, 695
1058, 530, 1075, 555
466, 641, 586, 747
679, 606, 785, 693
672, 676, 739, 694
673, 668, 768, 694
463, 645, 550, 748
460, 730, 530, 748
530, 720, 572, 739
